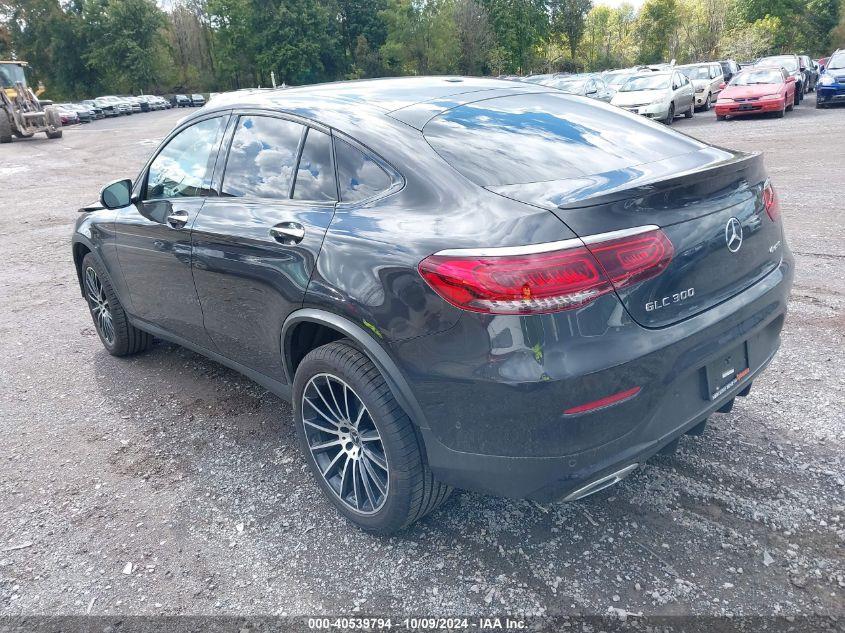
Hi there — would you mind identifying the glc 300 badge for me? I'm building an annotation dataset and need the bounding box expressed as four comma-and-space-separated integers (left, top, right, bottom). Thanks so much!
645, 287, 695, 312
725, 217, 743, 253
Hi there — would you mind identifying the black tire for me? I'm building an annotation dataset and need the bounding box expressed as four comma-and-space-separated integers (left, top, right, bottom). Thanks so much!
787, 96, 795, 112
81, 253, 153, 356
0, 113, 12, 143
703, 93, 711, 111
775, 106, 785, 118
795, 83, 802, 105
293, 341, 451, 534
664, 103, 674, 125
44, 107, 62, 139
815, 100, 823, 109
717, 114, 727, 121
685, 103, 694, 118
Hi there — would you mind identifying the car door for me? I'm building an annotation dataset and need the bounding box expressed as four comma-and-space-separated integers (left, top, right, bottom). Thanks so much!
711, 64, 724, 97
677, 72, 693, 110
114, 113, 229, 347
191, 112, 337, 378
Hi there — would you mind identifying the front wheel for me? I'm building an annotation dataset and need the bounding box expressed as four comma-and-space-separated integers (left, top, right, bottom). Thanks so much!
685, 103, 694, 118
664, 103, 674, 125
81, 253, 153, 356
703, 93, 711, 111
293, 341, 451, 534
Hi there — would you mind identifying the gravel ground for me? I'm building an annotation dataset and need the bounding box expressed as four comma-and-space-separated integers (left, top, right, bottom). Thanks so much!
0, 96, 843, 621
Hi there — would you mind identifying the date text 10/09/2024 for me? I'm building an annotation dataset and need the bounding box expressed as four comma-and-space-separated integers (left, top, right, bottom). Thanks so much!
307, 617, 527, 630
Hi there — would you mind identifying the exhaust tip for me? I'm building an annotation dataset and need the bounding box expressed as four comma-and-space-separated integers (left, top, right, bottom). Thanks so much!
563, 463, 640, 502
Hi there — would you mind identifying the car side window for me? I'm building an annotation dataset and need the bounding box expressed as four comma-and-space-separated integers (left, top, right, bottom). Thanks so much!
145, 117, 226, 200
334, 138, 392, 203
222, 115, 305, 199
293, 128, 337, 202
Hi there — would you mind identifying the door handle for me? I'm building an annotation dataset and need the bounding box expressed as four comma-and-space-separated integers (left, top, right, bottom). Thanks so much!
167, 209, 189, 228
270, 222, 305, 245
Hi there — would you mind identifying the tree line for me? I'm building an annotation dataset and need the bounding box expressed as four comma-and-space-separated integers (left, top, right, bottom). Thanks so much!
1, 0, 843, 101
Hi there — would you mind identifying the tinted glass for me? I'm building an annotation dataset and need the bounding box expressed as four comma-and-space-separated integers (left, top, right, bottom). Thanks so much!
146, 117, 225, 200
335, 138, 391, 203
293, 128, 336, 201
223, 116, 304, 199
730, 69, 783, 85
423, 92, 704, 187
621, 74, 671, 91
759, 56, 798, 72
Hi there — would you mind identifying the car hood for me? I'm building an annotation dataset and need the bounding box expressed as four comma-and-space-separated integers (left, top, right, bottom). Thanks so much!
721, 84, 782, 99
691, 79, 710, 89
612, 89, 668, 106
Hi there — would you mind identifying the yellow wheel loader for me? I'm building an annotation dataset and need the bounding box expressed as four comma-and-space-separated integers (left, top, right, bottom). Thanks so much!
0, 60, 62, 143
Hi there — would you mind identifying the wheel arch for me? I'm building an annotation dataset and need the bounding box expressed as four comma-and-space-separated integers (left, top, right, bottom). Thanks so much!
72, 238, 95, 297
282, 309, 431, 432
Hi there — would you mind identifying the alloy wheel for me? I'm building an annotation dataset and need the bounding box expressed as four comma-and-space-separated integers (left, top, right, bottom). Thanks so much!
301, 373, 389, 514
85, 266, 115, 345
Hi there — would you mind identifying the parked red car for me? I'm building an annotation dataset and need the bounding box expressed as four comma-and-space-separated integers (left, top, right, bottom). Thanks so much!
715, 66, 796, 120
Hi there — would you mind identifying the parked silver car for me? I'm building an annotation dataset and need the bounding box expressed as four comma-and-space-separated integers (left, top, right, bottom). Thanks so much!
677, 62, 724, 111
610, 70, 695, 124
539, 73, 613, 102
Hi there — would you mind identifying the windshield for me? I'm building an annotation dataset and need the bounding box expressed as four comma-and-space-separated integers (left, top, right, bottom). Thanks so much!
544, 78, 585, 93
759, 56, 797, 72
0, 63, 27, 88
620, 74, 670, 92
603, 72, 631, 87
730, 69, 782, 85
828, 54, 845, 70
680, 66, 710, 80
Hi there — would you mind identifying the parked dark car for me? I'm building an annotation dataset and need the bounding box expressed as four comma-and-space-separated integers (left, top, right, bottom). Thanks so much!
718, 59, 740, 83
755, 55, 804, 103
80, 100, 105, 119
72, 77, 793, 533
172, 94, 191, 107
798, 54, 818, 92
190, 93, 206, 107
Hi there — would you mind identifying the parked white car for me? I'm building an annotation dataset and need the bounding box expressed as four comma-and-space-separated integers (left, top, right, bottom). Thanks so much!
678, 62, 725, 111
611, 70, 695, 124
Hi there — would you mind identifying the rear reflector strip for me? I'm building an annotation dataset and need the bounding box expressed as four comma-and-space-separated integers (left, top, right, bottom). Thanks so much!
563, 386, 641, 415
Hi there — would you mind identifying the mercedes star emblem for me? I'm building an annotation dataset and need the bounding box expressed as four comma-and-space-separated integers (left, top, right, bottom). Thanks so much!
725, 217, 743, 253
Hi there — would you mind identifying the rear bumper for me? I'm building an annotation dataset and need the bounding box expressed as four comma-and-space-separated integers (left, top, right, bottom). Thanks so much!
715, 99, 784, 116
393, 254, 793, 502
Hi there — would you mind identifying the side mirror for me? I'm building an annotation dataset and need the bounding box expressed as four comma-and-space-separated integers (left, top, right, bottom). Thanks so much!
719, 82, 726, 90
100, 178, 133, 209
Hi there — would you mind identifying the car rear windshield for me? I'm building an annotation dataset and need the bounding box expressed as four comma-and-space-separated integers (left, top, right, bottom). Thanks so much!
423, 93, 704, 187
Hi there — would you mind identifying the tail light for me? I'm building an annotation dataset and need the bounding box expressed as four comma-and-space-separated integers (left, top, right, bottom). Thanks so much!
762, 180, 780, 222
418, 228, 674, 315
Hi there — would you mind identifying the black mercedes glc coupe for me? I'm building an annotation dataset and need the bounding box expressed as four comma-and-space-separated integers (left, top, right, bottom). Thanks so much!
72, 77, 793, 533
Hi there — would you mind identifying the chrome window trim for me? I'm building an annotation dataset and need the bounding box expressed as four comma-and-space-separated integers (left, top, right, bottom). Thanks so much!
433, 225, 660, 257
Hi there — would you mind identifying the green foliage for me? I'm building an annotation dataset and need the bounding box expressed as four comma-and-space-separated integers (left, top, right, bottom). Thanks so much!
636, 0, 681, 63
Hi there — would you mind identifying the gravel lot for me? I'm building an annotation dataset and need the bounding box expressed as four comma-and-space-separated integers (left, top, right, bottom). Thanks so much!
0, 95, 843, 621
